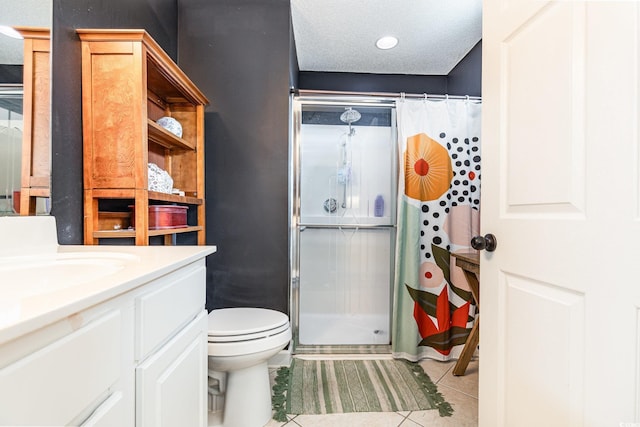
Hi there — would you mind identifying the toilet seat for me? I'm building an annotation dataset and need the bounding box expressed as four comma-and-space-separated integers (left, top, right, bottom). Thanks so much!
208, 307, 289, 342
207, 308, 291, 356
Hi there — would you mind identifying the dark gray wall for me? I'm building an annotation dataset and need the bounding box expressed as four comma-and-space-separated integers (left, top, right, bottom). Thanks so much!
51, 0, 178, 244
178, 0, 291, 314
447, 41, 482, 97
298, 71, 447, 94
0, 65, 22, 83
296, 42, 482, 97
289, 18, 299, 90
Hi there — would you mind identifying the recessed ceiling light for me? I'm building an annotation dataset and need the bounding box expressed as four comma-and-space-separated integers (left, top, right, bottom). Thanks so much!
375, 36, 398, 50
0, 26, 22, 40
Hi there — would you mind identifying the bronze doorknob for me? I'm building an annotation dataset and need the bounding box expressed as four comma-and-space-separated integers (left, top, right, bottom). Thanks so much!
471, 234, 497, 252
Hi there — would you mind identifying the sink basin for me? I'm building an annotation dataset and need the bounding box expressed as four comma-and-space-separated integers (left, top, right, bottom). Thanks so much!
0, 252, 139, 300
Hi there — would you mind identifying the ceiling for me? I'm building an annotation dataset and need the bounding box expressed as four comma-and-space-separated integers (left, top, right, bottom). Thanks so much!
0, 0, 50, 65
291, 0, 483, 76
1, 1, 482, 76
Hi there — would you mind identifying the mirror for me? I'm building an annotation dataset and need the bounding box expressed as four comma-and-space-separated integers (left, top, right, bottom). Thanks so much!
0, 0, 51, 216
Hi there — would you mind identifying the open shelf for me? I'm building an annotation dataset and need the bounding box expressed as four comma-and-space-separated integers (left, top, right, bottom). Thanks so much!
148, 191, 203, 205
147, 119, 195, 150
93, 225, 203, 239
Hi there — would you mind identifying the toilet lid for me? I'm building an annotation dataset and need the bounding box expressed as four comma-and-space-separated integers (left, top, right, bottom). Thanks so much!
208, 308, 289, 339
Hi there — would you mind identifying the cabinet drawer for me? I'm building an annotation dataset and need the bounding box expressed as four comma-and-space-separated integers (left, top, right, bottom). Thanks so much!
0, 310, 122, 426
136, 261, 206, 360
81, 391, 126, 427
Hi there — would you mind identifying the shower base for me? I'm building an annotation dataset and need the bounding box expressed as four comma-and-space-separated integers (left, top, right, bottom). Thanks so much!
298, 313, 390, 348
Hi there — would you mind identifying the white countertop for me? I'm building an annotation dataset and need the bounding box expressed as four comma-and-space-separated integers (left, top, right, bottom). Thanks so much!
0, 237, 216, 345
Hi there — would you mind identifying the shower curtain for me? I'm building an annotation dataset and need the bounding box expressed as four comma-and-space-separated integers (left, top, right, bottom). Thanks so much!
392, 97, 481, 361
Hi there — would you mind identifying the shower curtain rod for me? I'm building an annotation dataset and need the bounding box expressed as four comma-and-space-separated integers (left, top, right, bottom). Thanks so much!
293, 89, 482, 102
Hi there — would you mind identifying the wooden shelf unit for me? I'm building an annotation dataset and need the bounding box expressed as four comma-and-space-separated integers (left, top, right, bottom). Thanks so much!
17, 27, 50, 215
78, 29, 209, 245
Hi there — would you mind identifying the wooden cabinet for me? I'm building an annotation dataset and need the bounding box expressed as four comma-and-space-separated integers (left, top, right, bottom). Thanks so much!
17, 27, 50, 215
78, 29, 209, 245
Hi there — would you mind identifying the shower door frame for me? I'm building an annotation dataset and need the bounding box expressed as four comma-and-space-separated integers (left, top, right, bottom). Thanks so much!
289, 94, 398, 354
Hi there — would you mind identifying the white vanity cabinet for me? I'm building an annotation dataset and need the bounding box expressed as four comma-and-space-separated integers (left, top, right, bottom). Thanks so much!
135, 259, 208, 427
0, 257, 209, 427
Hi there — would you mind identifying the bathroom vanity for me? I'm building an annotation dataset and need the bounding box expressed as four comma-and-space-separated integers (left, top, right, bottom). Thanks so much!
0, 217, 216, 426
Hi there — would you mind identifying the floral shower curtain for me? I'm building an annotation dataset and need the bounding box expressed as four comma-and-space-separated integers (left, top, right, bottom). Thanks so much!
392, 97, 482, 361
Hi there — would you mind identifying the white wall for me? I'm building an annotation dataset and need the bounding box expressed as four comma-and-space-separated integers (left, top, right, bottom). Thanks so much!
299, 123, 395, 225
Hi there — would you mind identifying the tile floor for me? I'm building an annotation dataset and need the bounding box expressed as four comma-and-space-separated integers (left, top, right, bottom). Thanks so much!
265, 356, 478, 427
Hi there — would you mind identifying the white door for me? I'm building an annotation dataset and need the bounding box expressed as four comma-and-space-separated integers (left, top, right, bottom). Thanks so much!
481, 1, 640, 426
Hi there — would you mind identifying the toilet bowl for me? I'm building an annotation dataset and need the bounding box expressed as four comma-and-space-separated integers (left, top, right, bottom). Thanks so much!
207, 308, 291, 427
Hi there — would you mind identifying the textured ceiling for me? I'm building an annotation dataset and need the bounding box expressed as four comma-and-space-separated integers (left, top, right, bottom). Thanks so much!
1, 1, 481, 75
291, 0, 482, 75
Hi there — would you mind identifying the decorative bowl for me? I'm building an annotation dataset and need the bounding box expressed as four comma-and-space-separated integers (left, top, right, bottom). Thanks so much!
156, 116, 182, 138
148, 163, 173, 194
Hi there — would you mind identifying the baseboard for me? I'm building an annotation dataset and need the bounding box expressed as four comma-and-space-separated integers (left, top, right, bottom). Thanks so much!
268, 348, 292, 367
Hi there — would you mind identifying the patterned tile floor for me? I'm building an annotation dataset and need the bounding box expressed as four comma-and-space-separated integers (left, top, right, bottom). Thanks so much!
265, 356, 478, 427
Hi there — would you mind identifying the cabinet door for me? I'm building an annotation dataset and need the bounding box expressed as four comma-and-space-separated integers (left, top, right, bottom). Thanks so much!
136, 310, 207, 427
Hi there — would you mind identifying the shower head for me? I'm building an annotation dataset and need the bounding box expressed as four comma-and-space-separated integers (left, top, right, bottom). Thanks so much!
340, 107, 361, 125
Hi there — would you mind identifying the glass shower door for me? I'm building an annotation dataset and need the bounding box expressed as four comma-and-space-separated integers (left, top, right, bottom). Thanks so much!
294, 101, 396, 348
298, 227, 394, 345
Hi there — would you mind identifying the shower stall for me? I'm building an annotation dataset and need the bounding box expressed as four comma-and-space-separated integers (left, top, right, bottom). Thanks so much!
290, 96, 397, 353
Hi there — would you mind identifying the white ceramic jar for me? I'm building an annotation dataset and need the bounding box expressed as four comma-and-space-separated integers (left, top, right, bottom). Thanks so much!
156, 116, 182, 138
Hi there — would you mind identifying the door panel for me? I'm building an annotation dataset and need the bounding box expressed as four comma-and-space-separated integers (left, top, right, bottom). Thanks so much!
503, 3, 586, 214
501, 273, 585, 426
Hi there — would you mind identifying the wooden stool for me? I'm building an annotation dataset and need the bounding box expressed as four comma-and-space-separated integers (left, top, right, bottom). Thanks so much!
451, 252, 480, 376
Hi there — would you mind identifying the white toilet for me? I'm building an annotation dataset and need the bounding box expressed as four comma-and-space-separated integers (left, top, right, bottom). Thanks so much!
207, 307, 291, 427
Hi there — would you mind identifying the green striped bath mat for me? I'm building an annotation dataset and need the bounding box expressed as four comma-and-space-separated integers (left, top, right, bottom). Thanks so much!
271, 358, 453, 421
